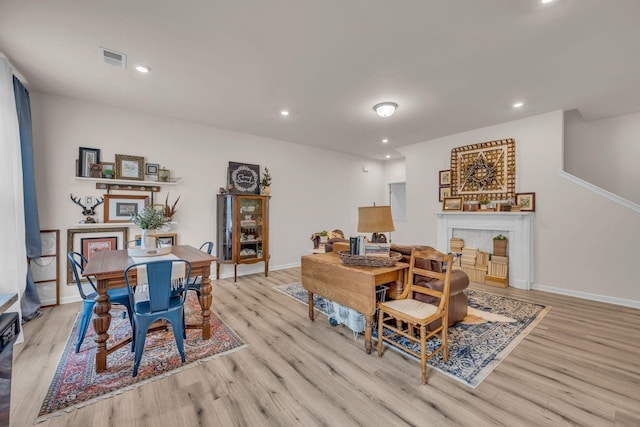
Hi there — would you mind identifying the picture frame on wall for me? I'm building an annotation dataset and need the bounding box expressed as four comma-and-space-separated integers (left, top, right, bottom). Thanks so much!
78, 147, 101, 177
115, 154, 145, 180
158, 168, 170, 182
81, 236, 117, 264
145, 163, 159, 176
104, 194, 149, 222
442, 196, 464, 211
439, 186, 451, 202
227, 161, 260, 194
515, 192, 536, 211
100, 162, 115, 178
135, 233, 177, 246
439, 169, 451, 186
67, 227, 128, 283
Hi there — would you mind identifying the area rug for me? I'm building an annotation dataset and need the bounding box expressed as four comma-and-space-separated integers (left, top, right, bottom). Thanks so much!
274, 282, 550, 388
37, 294, 246, 423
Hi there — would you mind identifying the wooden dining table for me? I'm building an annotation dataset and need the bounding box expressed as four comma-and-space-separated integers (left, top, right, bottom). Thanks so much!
83, 245, 217, 373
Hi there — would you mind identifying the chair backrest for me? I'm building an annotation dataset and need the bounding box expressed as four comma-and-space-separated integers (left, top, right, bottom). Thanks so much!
406, 248, 453, 311
199, 242, 214, 254
124, 259, 192, 313
67, 251, 97, 300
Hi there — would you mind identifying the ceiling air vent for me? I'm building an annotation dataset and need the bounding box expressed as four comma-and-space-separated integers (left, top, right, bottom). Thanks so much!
99, 47, 127, 69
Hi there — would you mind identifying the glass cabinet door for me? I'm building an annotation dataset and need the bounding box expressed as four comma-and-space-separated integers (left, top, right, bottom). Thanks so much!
217, 195, 233, 261
239, 196, 264, 260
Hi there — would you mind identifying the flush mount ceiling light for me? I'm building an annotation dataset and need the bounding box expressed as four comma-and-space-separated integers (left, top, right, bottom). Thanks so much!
373, 102, 398, 118
135, 65, 150, 73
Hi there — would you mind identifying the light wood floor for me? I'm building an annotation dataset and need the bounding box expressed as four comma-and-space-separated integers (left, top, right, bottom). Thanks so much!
11, 267, 640, 426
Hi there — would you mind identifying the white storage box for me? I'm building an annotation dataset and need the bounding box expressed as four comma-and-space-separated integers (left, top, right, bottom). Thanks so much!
326, 285, 388, 339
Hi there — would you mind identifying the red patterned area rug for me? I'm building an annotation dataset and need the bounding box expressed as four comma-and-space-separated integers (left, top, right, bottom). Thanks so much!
36, 294, 246, 423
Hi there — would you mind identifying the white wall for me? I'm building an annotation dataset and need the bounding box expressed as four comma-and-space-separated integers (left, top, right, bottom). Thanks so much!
564, 109, 640, 205
398, 111, 640, 306
31, 92, 387, 303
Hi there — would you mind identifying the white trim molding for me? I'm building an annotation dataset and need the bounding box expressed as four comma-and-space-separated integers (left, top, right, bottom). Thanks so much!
533, 283, 640, 309
558, 170, 640, 214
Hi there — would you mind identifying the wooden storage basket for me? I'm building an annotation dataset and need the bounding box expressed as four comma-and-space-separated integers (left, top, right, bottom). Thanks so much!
337, 251, 402, 267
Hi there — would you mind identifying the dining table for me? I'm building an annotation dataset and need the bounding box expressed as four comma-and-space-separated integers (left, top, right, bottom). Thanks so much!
82, 244, 218, 373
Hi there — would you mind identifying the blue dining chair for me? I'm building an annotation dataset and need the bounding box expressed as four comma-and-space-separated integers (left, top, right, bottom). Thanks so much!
187, 242, 214, 298
124, 259, 192, 377
67, 252, 133, 353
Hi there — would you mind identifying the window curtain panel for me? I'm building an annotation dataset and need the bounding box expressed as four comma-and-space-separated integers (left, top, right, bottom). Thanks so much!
14, 75, 42, 320
0, 57, 26, 339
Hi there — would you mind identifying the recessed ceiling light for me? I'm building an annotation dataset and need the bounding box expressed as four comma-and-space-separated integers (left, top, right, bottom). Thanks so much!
135, 65, 150, 73
541, 0, 555, 4
513, 102, 524, 108
382, 139, 389, 144
385, 154, 391, 159
280, 110, 290, 116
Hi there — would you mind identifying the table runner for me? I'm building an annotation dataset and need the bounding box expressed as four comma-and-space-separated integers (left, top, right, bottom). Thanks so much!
131, 254, 187, 298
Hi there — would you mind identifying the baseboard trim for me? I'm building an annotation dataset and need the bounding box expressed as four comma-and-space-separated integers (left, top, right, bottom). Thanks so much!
532, 283, 640, 309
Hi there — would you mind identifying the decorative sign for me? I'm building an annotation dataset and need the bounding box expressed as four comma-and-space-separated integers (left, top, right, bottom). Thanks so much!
450, 138, 515, 202
227, 162, 260, 194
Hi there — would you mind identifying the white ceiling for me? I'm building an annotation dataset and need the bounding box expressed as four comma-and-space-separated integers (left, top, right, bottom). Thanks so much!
1, 0, 639, 160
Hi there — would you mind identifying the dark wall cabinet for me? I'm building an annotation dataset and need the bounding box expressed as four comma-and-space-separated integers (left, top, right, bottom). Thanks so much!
216, 194, 270, 282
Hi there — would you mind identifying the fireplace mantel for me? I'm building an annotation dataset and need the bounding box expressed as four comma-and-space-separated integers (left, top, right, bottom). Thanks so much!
435, 212, 534, 289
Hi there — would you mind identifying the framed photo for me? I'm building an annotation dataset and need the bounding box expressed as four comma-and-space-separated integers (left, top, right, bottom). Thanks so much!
228, 161, 260, 194
88, 163, 102, 178
135, 233, 177, 246
146, 163, 159, 176
104, 194, 149, 222
439, 169, 451, 186
81, 236, 117, 264
158, 168, 170, 182
67, 227, 128, 283
115, 154, 145, 180
439, 186, 451, 202
515, 192, 536, 212
79, 147, 101, 177
442, 196, 464, 211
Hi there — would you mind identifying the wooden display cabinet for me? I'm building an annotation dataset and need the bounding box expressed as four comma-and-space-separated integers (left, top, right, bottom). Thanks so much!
216, 194, 270, 282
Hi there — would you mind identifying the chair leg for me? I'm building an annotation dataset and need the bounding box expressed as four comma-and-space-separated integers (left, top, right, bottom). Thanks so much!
75, 301, 95, 353
167, 310, 186, 363
132, 318, 150, 377
377, 310, 384, 357
442, 321, 449, 363
420, 324, 427, 385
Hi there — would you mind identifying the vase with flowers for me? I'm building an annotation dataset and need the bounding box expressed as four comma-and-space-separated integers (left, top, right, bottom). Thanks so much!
130, 206, 168, 250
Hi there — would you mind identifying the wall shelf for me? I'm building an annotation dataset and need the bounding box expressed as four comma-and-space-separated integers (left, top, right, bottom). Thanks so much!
75, 177, 177, 186
70, 222, 177, 229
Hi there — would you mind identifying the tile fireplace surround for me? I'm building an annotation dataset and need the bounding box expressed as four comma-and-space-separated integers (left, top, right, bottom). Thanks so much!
435, 212, 534, 289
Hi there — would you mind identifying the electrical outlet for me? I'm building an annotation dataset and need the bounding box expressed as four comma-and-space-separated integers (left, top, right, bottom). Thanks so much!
85, 196, 94, 205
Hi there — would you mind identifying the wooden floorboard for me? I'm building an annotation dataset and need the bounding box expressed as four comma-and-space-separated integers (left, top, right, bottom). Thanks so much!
10, 267, 640, 426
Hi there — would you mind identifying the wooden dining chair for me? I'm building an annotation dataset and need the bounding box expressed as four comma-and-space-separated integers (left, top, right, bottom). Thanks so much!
376, 247, 454, 384
67, 252, 133, 353
124, 259, 192, 376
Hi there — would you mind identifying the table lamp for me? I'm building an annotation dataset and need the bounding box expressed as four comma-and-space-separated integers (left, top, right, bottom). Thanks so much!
357, 205, 395, 243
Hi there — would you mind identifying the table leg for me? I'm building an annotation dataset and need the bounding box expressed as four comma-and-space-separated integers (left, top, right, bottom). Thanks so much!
93, 278, 112, 373
364, 315, 373, 354
199, 267, 212, 340
308, 291, 315, 321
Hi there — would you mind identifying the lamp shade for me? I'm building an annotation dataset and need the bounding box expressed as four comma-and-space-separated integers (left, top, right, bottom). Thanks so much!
357, 206, 395, 233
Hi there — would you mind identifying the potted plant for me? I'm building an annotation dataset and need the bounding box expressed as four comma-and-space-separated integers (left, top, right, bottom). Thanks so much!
493, 234, 508, 256
130, 206, 168, 249
319, 230, 328, 243
102, 169, 114, 179
261, 167, 272, 195
479, 199, 490, 210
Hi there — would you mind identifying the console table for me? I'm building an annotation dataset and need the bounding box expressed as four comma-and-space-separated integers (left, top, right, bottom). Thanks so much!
301, 252, 408, 353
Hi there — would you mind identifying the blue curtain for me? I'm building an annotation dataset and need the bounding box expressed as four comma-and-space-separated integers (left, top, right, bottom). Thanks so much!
13, 76, 42, 321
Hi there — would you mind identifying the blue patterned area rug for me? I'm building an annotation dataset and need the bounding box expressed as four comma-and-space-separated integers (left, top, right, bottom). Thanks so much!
274, 282, 550, 388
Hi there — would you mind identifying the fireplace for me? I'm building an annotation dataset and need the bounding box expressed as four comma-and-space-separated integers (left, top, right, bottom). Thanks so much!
435, 212, 534, 289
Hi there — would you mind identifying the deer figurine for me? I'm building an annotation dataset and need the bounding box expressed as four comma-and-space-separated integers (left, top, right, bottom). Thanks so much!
70, 194, 104, 220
